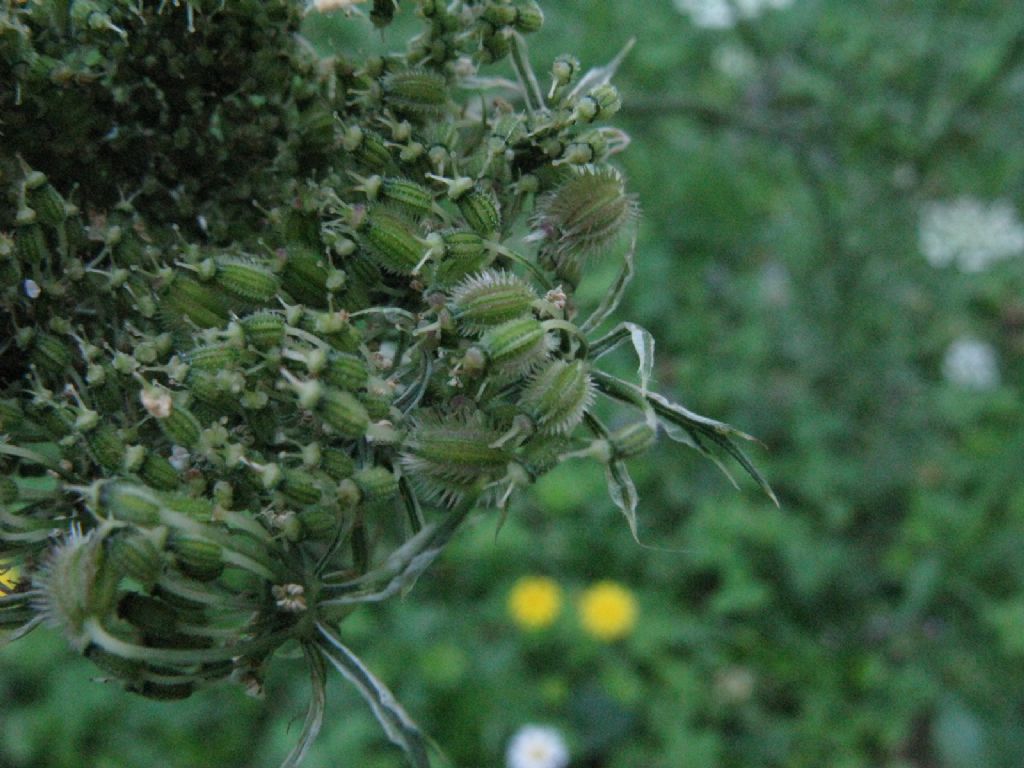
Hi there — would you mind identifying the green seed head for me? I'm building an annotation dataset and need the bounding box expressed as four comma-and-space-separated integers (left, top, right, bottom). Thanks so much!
383, 69, 448, 117
530, 165, 638, 265
519, 358, 594, 435
401, 409, 509, 504
450, 270, 537, 333
476, 315, 551, 378
318, 389, 370, 438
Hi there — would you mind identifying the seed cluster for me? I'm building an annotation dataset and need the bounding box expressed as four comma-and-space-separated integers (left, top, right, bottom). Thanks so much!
0, 2, 769, 765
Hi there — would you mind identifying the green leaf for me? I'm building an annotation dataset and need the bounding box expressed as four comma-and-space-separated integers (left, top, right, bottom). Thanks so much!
317, 623, 432, 768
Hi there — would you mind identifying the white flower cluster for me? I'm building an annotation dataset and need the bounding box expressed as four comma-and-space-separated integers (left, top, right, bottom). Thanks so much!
943, 337, 1000, 391
674, 0, 795, 29
506, 725, 570, 768
919, 197, 1024, 272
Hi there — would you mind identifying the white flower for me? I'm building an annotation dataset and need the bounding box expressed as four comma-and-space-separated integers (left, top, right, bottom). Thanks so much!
919, 197, 1024, 272
674, 0, 795, 29
943, 337, 1000, 391
506, 725, 570, 768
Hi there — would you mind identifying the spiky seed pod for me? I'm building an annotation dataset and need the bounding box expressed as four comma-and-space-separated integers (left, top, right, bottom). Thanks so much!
185, 344, 241, 371
456, 186, 501, 237
358, 209, 425, 275
139, 452, 180, 491
170, 536, 224, 581
302, 310, 362, 353
86, 424, 126, 472
281, 469, 323, 506
321, 448, 355, 480
609, 421, 657, 460
160, 492, 215, 522
35, 529, 119, 650
531, 165, 637, 264
431, 230, 491, 284
107, 532, 163, 588
318, 389, 370, 438
240, 312, 286, 349
15, 223, 48, 265
517, 435, 571, 479
401, 410, 509, 504
161, 275, 230, 329
30, 333, 72, 378
380, 178, 434, 219
342, 126, 393, 170
483, 3, 517, 25
324, 353, 369, 391
280, 245, 330, 307
353, 466, 399, 505
360, 386, 393, 421
383, 69, 448, 117
514, 1, 544, 32
475, 316, 551, 378
185, 369, 234, 408
156, 404, 202, 449
451, 270, 537, 333
28, 183, 68, 226
98, 482, 162, 526
519, 359, 594, 435
215, 258, 280, 303
298, 507, 338, 540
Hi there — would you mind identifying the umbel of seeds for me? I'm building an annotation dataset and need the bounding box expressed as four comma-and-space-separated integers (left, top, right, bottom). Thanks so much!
0, 1, 772, 766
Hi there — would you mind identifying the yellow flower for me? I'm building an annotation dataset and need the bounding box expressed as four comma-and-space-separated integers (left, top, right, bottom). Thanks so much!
0, 561, 19, 591
507, 575, 562, 630
578, 581, 637, 641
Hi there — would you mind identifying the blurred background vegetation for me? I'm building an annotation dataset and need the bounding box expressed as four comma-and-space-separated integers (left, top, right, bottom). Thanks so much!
4, 1, 1024, 766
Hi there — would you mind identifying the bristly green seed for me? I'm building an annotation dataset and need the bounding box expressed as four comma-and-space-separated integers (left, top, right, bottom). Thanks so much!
457, 186, 501, 237
514, 1, 544, 32
519, 358, 594, 435
15, 223, 48, 265
483, 4, 518, 25
281, 469, 323, 506
157, 405, 201, 449
477, 316, 551, 377
299, 507, 339, 540
359, 388, 392, 421
107, 532, 163, 587
359, 210, 425, 275
29, 183, 68, 227
401, 409, 509, 504
383, 69, 448, 117
342, 126, 393, 169
609, 421, 657, 460
215, 258, 280, 303
530, 165, 637, 263
170, 536, 224, 581
87, 424, 126, 472
185, 344, 241, 371
318, 389, 370, 438
140, 452, 180, 491
320, 449, 355, 480
451, 270, 537, 332
161, 275, 229, 329
431, 230, 491, 285
98, 482, 162, 526
381, 178, 434, 219
280, 245, 330, 307
31, 333, 72, 377
240, 312, 286, 349
324, 353, 369, 391
353, 466, 399, 505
